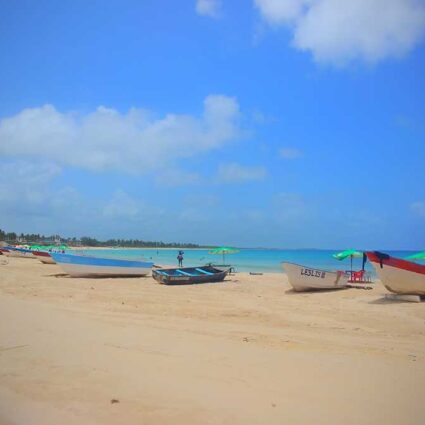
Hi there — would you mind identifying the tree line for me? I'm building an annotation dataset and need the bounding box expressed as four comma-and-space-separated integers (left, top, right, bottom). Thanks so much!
0, 229, 206, 248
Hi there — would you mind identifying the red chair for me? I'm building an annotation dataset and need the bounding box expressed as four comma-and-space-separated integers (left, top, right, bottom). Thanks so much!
350, 270, 370, 283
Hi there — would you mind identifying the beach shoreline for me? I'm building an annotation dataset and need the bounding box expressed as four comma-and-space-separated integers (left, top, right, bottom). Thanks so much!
1, 256, 424, 425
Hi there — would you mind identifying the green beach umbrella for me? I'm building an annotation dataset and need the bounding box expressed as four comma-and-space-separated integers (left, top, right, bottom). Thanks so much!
405, 251, 425, 260
333, 249, 364, 275
29, 243, 68, 251
333, 249, 363, 261
208, 246, 239, 265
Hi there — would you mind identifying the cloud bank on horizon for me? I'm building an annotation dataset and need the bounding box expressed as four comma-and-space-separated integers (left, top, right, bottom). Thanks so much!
254, 0, 425, 66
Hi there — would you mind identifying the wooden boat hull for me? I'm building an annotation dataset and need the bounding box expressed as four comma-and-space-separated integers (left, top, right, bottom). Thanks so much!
366, 252, 425, 295
152, 266, 229, 285
282, 262, 348, 292
32, 251, 56, 264
50, 253, 153, 277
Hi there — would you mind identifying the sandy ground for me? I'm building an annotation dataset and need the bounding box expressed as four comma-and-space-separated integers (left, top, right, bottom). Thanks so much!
0, 256, 424, 425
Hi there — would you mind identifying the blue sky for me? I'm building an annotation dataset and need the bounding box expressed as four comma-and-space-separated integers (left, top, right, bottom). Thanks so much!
0, 0, 424, 249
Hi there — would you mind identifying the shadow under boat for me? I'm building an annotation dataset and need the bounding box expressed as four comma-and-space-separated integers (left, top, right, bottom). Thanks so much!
284, 287, 349, 295
47, 273, 151, 279
369, 294, 424, 304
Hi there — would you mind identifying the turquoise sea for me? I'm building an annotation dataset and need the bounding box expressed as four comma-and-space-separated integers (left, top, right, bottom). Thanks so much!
74, 248, 419, 274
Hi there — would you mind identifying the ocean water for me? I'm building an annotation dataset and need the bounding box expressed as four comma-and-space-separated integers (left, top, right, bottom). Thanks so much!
73, 248, 419, 274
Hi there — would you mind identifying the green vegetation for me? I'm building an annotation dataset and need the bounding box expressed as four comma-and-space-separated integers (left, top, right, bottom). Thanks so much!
0, 228, 206, 248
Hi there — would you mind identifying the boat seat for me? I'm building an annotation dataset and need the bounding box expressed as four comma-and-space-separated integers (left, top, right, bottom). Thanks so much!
176, 269, 194, 276
195, 268, 214, 275
156, 270, 169, 276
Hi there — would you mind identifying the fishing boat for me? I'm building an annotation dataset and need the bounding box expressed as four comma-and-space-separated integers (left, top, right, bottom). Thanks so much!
3, 246, 36, 259
152, 265, 229, 285
366, 251, 425, 296
50, 252, 153, 277
282, 262, 349, 292
32, 251, 56, 264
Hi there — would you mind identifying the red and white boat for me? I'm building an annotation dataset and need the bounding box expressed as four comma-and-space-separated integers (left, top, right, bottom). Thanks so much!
32, 251, 56, 264
366, 251, 425, 296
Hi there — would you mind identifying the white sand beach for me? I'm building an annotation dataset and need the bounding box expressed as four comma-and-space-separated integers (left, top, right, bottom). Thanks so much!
1, 256, 425, 425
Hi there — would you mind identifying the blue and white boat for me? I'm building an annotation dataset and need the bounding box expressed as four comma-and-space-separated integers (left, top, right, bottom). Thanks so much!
152, 265, 229, 285
50, 253, 153, 277
4, 246, 36, 259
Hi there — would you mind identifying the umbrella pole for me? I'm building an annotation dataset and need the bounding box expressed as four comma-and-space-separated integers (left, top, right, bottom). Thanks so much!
223, 252, 225, 265
350, 255, 353, 280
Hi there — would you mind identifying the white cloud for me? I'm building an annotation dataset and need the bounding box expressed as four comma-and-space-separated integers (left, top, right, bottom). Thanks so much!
178, 208, 207, 222
279, 147, 302, 159
254, 0, 306, 24
0, 160, 97, 234
49, 186, 85, 215
411, 201, 425, 217
0, 162, 165, 237
0, 161, 61, 208
184, 193, 220, 208
196, 0, 221, 18
254, 0, 425, 66
0, 95, 241, 175
217, 162, 267, 183
103, 190, 141, 219
154, 169, 201, 187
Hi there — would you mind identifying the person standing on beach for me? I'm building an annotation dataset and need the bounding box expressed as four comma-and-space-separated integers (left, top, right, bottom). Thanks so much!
177, 250, 184, 267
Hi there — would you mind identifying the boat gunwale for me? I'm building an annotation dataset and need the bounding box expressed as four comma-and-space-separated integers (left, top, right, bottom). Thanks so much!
366, 252, 425, 276
32, 251, 53, 257
281, 261, 346, 276
50, 252, 154, 268
152, 266, 229, 285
